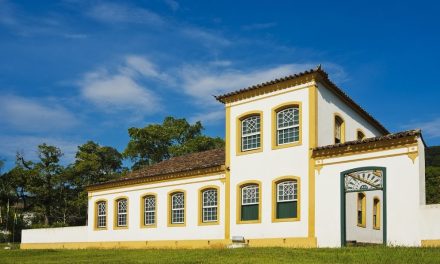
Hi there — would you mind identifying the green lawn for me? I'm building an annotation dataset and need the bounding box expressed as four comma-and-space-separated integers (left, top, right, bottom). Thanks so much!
1, 247, 440, 264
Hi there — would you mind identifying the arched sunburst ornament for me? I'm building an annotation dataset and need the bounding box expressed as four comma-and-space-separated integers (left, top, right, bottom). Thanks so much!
344, 169, 383, 192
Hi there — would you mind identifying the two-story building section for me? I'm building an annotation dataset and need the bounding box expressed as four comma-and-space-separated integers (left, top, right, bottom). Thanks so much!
21, 66, 440, 249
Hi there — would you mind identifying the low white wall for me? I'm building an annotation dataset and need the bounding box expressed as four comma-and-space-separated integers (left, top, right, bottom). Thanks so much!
420, 204, 440, 240
22, 226, 88, 243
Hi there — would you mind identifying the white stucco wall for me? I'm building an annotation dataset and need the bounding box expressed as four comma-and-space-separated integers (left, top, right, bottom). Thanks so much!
22, 226, 88, 243
346, 191, 383, 243
315, 144, 424, 247
87, 174, 225, 242
228, 82, 312, 239
317, 82, 383, 147
420, 204, 440, 240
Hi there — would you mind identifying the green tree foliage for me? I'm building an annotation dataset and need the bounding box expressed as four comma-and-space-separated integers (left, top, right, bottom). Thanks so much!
426, 146, 440, 204
124, 117, 224, 169
426, 146, 440, 167
72, 141, 123, 186
426, 166, 440, 204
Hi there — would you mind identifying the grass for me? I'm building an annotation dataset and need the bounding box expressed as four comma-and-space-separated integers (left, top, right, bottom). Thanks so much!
0, 246, 440, 264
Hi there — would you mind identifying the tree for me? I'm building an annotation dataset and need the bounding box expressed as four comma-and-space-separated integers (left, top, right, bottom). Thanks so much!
17, 144, 65, 226
72, 141, 123, 187
426, 166, 440, 204
124, 117, 224, 169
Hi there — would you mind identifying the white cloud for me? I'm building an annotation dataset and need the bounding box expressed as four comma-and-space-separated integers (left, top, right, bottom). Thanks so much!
410, 118, 440, 138
181, 27, 231, 47
164, 0, 179, 11
0, 135, 79, 166
79, 56, 162, 114
190, 109, 224, 125
179, 63, 314, 104
0, 95, 78, 132
242, 22, 277, 31
86, 2, 165, 26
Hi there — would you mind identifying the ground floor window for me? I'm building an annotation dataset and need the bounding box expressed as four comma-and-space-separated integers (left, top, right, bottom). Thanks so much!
276, 180, 298, 219
373, 197, 380, 230
171, 192, 185, 224
240, 183, 260, 222
357, 193, 366, 227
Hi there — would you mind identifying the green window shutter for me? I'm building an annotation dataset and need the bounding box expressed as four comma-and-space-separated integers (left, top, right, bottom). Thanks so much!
276, 201, 297, 219
241, 204, 259, 221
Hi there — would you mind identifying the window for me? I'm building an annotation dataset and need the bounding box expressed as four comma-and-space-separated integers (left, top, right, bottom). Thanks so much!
335, 115, 345, 144
357, 130, 366, 141
239, 183, 260, 222
273, 179, 299, 221
357, 193, 366, 227
116, 198, 128, 228
143, 195, 156, 226
276, 106, 300, 145
201, 188, 218, 223
373, 198, 380, 230
170, 192, 185, 225
241, 115, 261, 151
96, 201, 107, 229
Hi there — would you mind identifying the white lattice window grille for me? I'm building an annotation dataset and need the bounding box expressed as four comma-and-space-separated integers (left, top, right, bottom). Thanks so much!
144, 196, 156, 226
241, 115, 261, 151
242, 185, 259, 205
276, 107, 299, 145
277, 181, 298, 202
171, 193, 184, 224
202, 189, 218, 222
117, 199, 127, 227
97, 202, 106, 228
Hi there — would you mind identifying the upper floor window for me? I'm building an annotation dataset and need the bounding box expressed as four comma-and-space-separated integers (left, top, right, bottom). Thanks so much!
116, 198, 128, 227
143, 195, 156, 226
357, 130, 366, 141
202, 188, 218, 223
96, 201, 107, 229
241, 115, 261, 151
171, 192, 185, 224
335, 115, 345, 144
276, 106, 299, 145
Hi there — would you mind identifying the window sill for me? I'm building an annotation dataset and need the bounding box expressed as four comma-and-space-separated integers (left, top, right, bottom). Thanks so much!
236, 219, 261, 224
357, 224, 366, 228
272, 217, 300, 223
198, 221, 220, 226
272, 141, 302, 150
140, 224, 157, 229
113, 226, 128, 230
236, 148, 263, 156
168, 223, 186, 227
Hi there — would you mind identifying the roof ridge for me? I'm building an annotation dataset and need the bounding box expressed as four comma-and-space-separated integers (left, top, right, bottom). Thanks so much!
214, 65, 389, 135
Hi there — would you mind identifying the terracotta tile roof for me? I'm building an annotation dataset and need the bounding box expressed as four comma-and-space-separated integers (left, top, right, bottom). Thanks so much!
214, 66, 389, 135
313, 129, 421, 151
87, 148, 225, 189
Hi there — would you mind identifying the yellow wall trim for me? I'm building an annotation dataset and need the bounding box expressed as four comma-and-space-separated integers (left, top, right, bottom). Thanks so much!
20, 237, 317, 249
421, 240, 440, 247
224, 107, 231, 239
308, 85, 318, 238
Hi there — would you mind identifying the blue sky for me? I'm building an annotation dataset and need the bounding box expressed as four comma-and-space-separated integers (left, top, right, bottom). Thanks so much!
1, 0, 439, 169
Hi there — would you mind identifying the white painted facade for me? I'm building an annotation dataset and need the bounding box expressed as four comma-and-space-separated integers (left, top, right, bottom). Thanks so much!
21, 69, 440, 249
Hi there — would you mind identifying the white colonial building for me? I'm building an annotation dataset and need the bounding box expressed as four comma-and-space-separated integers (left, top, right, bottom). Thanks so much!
21, 66, 440, 249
